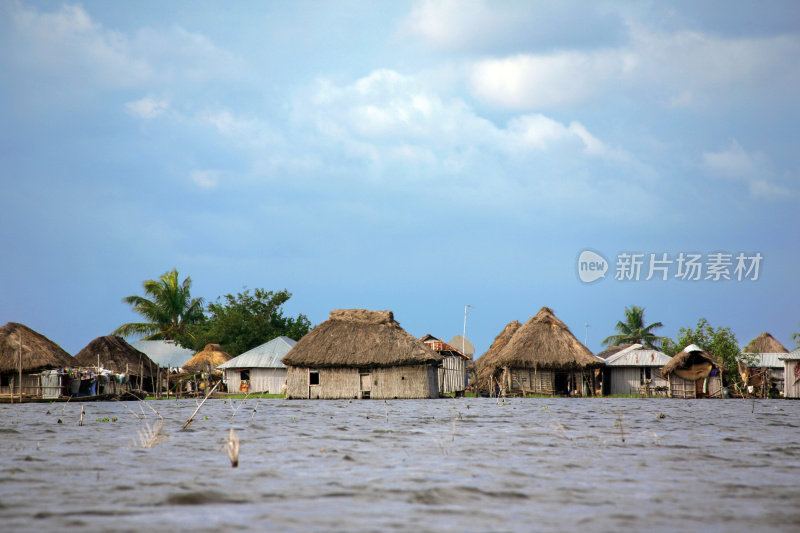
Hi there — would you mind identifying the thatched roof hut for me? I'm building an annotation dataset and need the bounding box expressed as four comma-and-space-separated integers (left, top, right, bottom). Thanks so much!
489, 308, 601, 396
182, 344, 233, 375
494, 308, 601, 370
475, 320, 522, 390
74, 335, 157, 378
661, 344, 723, 398
283, 309, 441, 368
743, 332, 789, 354
282, 309, 442, 399
0, 322, 73, 373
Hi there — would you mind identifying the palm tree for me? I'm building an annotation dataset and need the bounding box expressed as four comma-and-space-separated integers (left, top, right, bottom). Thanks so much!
602, 305, 666, 349
113, 269, 205, 340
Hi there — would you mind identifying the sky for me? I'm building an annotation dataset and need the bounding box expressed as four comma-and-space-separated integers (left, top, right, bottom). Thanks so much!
2, 0, 799, 357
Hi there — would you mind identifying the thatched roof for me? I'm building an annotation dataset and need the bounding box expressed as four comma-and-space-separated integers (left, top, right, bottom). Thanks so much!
476, 320, 522, 384
74, 335, 157, 377
281, 309, 442, 368
661, 344, 720, 375
182, 344, 233, 374
596, 343, 634, 359
743, 332, 788, 354
0, 322, 73, 373
491, 307, 601, 370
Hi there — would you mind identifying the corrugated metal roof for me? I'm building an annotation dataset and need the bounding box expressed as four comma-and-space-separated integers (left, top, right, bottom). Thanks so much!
743, 352, 788, 368
604, 343, 672, 367
779, 348, 800, 361
130, 340, 195, 368
217, 336, 296, 369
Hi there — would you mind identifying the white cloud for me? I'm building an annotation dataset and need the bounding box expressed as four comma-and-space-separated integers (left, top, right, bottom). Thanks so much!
125, 97, 169, 119
191, 170, 220, 189
703, 141, 795, 201
402, 0, 517, 50
9, 3, 241, 89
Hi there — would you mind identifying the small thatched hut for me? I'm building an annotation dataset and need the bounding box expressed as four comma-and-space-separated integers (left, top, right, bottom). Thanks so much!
183, 344, 232, 375
282, 309, 442, 399
0, 322, 73, 398
743, 332, 789, 354
475, 320, 522, 394
489, 308, 602, 396
218, 336, 296, 394
741, 332, 789, 394
74, 335, 157, 392
661, 344, 723, 398
420, 334, 471, 396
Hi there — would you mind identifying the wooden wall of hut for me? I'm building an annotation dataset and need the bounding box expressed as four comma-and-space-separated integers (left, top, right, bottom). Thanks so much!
606, 367, 669, 396
224, 368, 287, 394
286, 365, 439, 399
783, 360, 800, 398
504, 367, 595, 396
439, 355, 467, 394
667, 374, 723, 398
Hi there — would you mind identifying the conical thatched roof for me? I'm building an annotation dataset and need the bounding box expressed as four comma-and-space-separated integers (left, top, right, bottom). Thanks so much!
0, 322, 73, 373
596, 343, 634, 359
182, 344, 233, 374
492, 308, 601, 370
281, 309, 442, 368
74, 335, 157, 377
476, 320, 522, 385
743, 332, 788, 354
661, 344, 720, 375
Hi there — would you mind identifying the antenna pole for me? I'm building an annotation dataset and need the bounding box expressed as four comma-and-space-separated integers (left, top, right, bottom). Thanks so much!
463, 304, 474, 354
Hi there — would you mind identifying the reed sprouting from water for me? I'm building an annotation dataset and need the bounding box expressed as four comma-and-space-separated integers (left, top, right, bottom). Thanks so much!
137, 419, 164, 448
225, 428, 239, 467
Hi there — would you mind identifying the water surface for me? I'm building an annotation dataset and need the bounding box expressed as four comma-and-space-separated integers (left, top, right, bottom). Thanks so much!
1, 398, 798, 532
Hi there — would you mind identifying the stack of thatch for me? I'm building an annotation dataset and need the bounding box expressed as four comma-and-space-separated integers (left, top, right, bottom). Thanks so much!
661, 344, 720, 379
743, 332, 789, 354
282, 309, 441, 368
0, 322, 73, 373
73, 335, 156, 377
491, 307, 601, 370
182, 343, 233, 375
475, 320, 522, 388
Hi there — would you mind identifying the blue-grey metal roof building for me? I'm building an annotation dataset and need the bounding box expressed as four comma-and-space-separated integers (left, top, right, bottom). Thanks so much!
217, 336, 296, 370
130, 340, 195, 369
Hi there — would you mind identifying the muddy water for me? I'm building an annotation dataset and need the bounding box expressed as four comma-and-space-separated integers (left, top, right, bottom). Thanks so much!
1, 398, 799, 532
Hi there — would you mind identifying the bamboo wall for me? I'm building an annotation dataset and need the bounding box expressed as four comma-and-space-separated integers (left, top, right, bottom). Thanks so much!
507, 368, 555, 395
784, 361, 800, 398
285, 365, 439, 399
667, 373, 723, 398
439, 355, 467, 394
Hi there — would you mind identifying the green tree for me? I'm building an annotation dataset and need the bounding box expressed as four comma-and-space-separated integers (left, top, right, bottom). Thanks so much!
602, 305, 667, 348
114, 269, 205, 340
176, 288, 311, 355
661, 318, 745, 385
792, 323, 800, 348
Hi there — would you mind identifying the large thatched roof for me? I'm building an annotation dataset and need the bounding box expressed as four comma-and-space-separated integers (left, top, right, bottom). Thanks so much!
0, 322, 73, 373
183, 344, 233, 374
491, 308, 601, 370
743, 332, 788, 354
74, 335, 157, 377
476, 320, 522, 384
661, 344, 720, 374
281, 309, 442, 368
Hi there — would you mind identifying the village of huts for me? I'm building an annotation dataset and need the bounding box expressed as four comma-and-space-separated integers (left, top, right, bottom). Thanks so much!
1, 308, 799, 401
